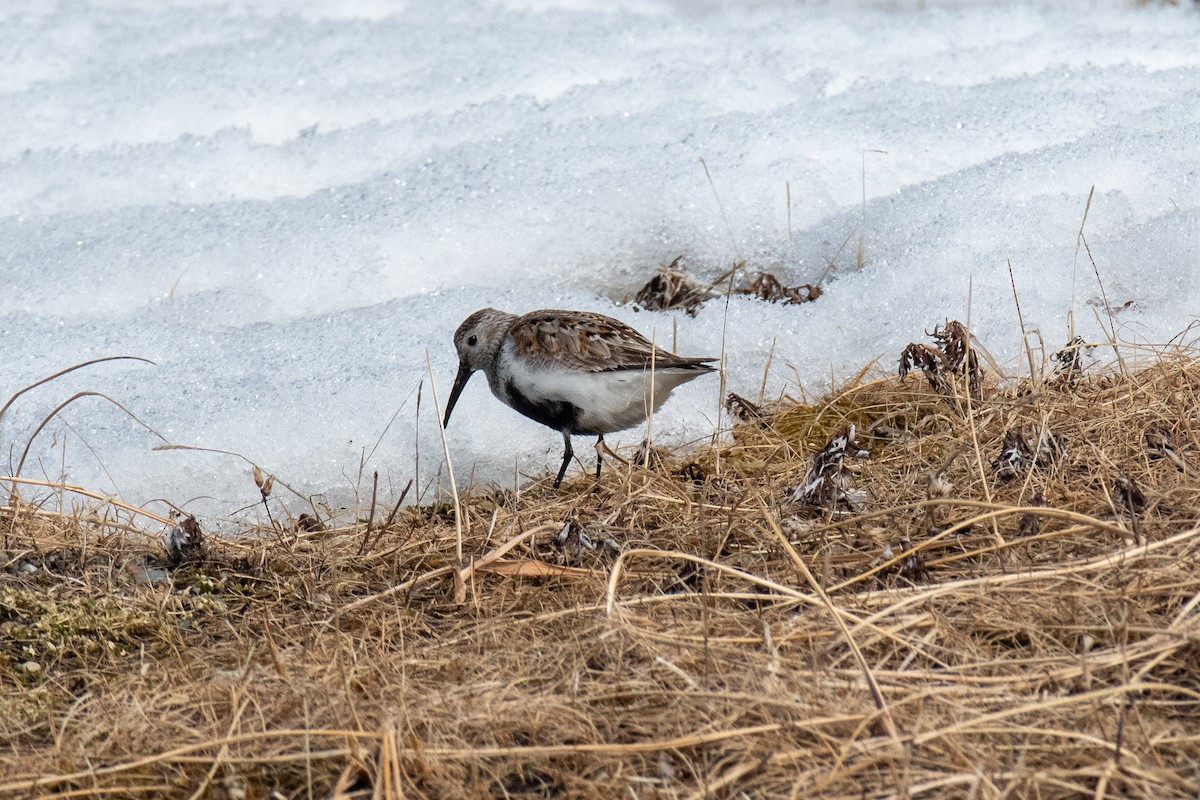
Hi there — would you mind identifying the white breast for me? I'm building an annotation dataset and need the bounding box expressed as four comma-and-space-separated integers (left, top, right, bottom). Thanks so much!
491, 342, 705, 435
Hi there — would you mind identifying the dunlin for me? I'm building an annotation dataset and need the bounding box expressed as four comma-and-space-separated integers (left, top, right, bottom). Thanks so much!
443, 308, 716, 488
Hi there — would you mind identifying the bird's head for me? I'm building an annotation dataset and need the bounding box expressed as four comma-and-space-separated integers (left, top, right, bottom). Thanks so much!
443, 307, 512, 427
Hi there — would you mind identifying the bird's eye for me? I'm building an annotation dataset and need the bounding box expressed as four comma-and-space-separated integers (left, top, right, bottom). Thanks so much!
467, 335, 478, 347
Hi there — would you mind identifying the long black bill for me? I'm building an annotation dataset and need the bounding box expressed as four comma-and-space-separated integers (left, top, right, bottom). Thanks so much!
443, 362, 474, 427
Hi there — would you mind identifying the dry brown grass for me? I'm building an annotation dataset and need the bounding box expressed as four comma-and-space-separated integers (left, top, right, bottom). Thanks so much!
5, 346, 1200, 799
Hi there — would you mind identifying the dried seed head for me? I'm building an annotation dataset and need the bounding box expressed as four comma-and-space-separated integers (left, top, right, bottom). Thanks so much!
1145, 425, 1190, 472
900, 319, 982, 398
164, 514, 205, 567
745, 272, 821, 305
631, 256, 715, 315
725, 392, 765, 423
994, 426, 1066, 480
790, 424, 870, 508
554, 519, 619, 563
253, 465, 274, 499
927, 472, 953, 499
1051, 336, 1092, 382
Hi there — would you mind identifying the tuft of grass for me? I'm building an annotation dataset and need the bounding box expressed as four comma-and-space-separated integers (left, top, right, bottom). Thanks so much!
5, 341, 1200, 798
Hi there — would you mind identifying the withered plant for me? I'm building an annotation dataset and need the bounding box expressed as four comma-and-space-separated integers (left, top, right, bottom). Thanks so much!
899, 319, 982, 399
6, 342, 1200, 800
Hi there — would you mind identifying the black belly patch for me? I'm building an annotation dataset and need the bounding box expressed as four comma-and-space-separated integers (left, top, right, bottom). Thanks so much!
505, 378, 581, 433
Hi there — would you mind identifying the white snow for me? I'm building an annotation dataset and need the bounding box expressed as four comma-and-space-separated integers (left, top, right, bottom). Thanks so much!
2, 0, 1198, 526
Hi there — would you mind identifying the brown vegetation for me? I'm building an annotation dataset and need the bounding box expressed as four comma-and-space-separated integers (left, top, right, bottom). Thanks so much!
4, 344, 1200, 798
630, 257, 821, 316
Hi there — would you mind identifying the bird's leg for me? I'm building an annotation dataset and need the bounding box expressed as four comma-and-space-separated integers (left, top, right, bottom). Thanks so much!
553, 430, 574, 489
594, 434, 605, 483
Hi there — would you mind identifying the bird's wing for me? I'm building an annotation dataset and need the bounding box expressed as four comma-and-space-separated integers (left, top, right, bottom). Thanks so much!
509, 310, 716, 373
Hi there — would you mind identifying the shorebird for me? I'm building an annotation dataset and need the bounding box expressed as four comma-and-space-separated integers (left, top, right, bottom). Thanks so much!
443, 308, 717, 488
